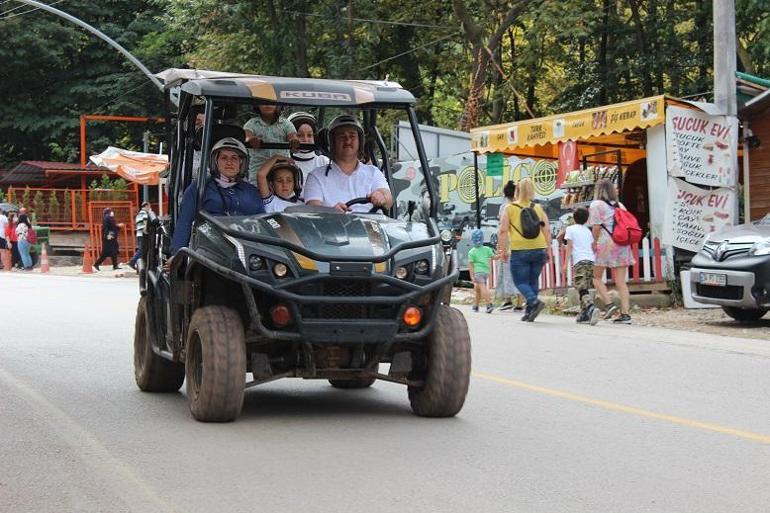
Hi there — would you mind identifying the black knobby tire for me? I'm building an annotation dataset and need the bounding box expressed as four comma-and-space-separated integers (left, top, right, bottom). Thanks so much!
722, 306, 768, 322
185, 305, 246, 422
408, 305, 471, 417
134, 297, 185, 392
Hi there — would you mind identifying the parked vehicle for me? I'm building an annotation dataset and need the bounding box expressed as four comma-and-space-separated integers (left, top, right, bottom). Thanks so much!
689, 214, 770, 321
133, 69, 471, 422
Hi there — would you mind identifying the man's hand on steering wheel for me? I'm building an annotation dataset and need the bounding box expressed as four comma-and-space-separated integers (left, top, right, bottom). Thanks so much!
344, 196, 387, 214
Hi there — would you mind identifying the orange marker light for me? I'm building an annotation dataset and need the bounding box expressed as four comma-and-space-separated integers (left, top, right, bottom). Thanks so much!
402, 306, 422, 327
270, 304, 292, 327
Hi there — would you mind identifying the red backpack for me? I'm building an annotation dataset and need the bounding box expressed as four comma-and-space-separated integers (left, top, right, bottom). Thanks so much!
603, 201, 642, 246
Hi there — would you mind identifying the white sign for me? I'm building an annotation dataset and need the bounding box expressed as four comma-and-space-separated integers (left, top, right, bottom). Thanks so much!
666, 106, 738, 187
663, 178, 736, 252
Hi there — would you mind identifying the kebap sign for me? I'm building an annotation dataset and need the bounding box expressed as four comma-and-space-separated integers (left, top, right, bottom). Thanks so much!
665, 105, 738, 187
663, 177, 736, 252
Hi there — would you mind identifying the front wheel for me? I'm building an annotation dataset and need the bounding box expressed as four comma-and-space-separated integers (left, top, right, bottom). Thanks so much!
134, 296, 184, 392
185, 306, 246, 422
408, 305, 471, 417
722, 306, 768, 322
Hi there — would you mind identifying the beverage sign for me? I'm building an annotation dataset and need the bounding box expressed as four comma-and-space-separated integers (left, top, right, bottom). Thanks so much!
666, 106, 738, 187
663, 178, 736, 251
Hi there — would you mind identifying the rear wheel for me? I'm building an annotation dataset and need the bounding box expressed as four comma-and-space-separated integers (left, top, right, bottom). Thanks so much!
185, 306, 246, 422
408, 305, 471, 417
722, 306, 768, 322
134, 296, 184, 392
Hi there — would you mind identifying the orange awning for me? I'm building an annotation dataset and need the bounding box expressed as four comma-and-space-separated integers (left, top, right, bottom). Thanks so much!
89, 147, 168, 186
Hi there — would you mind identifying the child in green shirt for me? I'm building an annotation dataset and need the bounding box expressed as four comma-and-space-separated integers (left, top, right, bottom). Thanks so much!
468, 228, 497, 313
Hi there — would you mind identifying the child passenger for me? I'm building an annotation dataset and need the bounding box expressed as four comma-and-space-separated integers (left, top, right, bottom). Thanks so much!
257, 155, 304, 213
244, 104, 299, 184
561, 207, 598, 324
468, 228, 497, 313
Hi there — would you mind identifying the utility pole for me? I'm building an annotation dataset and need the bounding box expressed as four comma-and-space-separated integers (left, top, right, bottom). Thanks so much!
713, 0, 737, 116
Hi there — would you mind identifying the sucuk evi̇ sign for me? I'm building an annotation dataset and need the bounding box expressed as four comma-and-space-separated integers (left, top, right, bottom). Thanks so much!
663, 178, 736, 252
666, 106, 738, 187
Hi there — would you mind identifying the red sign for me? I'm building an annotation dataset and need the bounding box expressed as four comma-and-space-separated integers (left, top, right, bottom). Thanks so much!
557, 140, 578, 187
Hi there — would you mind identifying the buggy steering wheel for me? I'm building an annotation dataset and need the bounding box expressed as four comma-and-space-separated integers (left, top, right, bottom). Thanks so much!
345, 196, 387, 214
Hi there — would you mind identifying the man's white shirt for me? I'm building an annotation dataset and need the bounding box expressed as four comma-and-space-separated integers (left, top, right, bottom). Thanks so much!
304, 161, 388, 212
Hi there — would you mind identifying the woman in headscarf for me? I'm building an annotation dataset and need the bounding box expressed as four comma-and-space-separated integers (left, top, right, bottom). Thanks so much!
170, 137, 265, 256
94, 208, 123, 271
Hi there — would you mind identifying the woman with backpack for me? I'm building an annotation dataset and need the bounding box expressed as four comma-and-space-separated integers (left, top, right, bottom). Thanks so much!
496, 177, 551, 322
588, 179, 635, 324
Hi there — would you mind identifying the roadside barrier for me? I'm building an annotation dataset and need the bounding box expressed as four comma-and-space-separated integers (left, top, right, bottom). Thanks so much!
81, 242, 93, 274
489, 236, 665, 290
40, 243, 50, 273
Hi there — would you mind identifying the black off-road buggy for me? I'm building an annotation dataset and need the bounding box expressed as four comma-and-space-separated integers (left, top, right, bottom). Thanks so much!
133, 69, 471, 421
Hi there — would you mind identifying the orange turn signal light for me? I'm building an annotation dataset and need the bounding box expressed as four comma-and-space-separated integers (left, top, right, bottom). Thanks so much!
402, 306, 422, 327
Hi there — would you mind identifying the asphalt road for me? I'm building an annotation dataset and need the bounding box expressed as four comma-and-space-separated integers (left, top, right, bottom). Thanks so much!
2, 273, 770, 513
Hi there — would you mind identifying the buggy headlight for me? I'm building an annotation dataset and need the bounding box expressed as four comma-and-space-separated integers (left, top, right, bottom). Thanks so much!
248, 255, 265, 271
273, 262, 289, 278
395, 266, 409, 279
440, 229, 452, 243
748, 239, 770, 256
414, 259, 430, 275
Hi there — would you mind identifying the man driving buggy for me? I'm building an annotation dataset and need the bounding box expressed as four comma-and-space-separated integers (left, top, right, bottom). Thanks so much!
303, 115, 393, 213
170, 137, 265, 255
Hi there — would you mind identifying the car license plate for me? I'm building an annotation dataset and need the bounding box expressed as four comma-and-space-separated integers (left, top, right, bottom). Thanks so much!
699, 272, 727, 287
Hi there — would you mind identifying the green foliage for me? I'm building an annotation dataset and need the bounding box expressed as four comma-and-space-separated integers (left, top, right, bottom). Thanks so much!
21, 187, 31, 210
48, 193, 61, 220
1, 0, 768, 164
63, 189, 72, 221
32, 190, 45, 214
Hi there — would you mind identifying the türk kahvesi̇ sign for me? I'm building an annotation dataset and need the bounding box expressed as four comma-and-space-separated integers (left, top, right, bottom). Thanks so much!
663, 177, 736, 251
666, 106, 738, 187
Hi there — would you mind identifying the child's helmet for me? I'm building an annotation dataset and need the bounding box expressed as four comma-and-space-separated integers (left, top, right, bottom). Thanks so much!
471, 228, 484, 247
209, 137, 249, 179
287, 111, 317, 134
268, 161, 303, 198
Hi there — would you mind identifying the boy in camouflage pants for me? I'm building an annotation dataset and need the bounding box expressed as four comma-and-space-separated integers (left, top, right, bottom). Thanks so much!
562, 208, 598, 324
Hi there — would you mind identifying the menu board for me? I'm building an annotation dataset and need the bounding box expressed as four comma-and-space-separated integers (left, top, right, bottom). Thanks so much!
666, 106, 738, 187
663, 178, 736, 251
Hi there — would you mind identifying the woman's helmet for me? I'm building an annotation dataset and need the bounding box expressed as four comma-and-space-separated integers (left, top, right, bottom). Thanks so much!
287, 111, 317, 134
326, 114, 364, 158
471, 228, 484, 247
209, 137, 249, 179
268, 161, 304, 198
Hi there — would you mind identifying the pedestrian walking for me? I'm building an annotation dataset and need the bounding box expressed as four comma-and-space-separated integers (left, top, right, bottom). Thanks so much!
588, 179, 634, 324
128, 202, 152, 271
94, 208, 124, 271
495, 181, 524, 311
496, 177, 551, 322
15, 213, 33, 271
5, 211, 21, 269
561, 207, 598, 324
468, 228, 497, 313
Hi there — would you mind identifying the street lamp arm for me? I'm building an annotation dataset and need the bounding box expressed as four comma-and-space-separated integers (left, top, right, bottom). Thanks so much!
13, 0, 163, 91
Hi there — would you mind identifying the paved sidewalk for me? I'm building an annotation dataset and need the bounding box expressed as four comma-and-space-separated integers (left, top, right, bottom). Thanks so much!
1, 265, 138, 279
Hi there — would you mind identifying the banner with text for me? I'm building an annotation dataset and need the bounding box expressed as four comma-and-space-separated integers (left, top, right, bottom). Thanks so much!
663, 178, 736, 251
666, 105, 738, 187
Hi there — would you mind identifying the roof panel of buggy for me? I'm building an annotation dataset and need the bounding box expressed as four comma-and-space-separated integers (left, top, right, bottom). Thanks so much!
156, 68, 415, 106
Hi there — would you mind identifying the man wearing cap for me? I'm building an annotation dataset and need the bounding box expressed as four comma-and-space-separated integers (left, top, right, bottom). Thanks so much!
303, 115, 392, 213
128, 201, 153, 271
170, 137, 265, 255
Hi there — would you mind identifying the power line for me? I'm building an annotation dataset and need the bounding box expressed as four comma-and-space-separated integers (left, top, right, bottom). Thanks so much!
0, 0, 66, 21
357, 31, 462, 72
281, 9, 455, 30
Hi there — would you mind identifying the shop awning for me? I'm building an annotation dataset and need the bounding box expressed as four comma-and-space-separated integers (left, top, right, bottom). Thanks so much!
90, 147, 168, 186
470, 95, 667, 154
